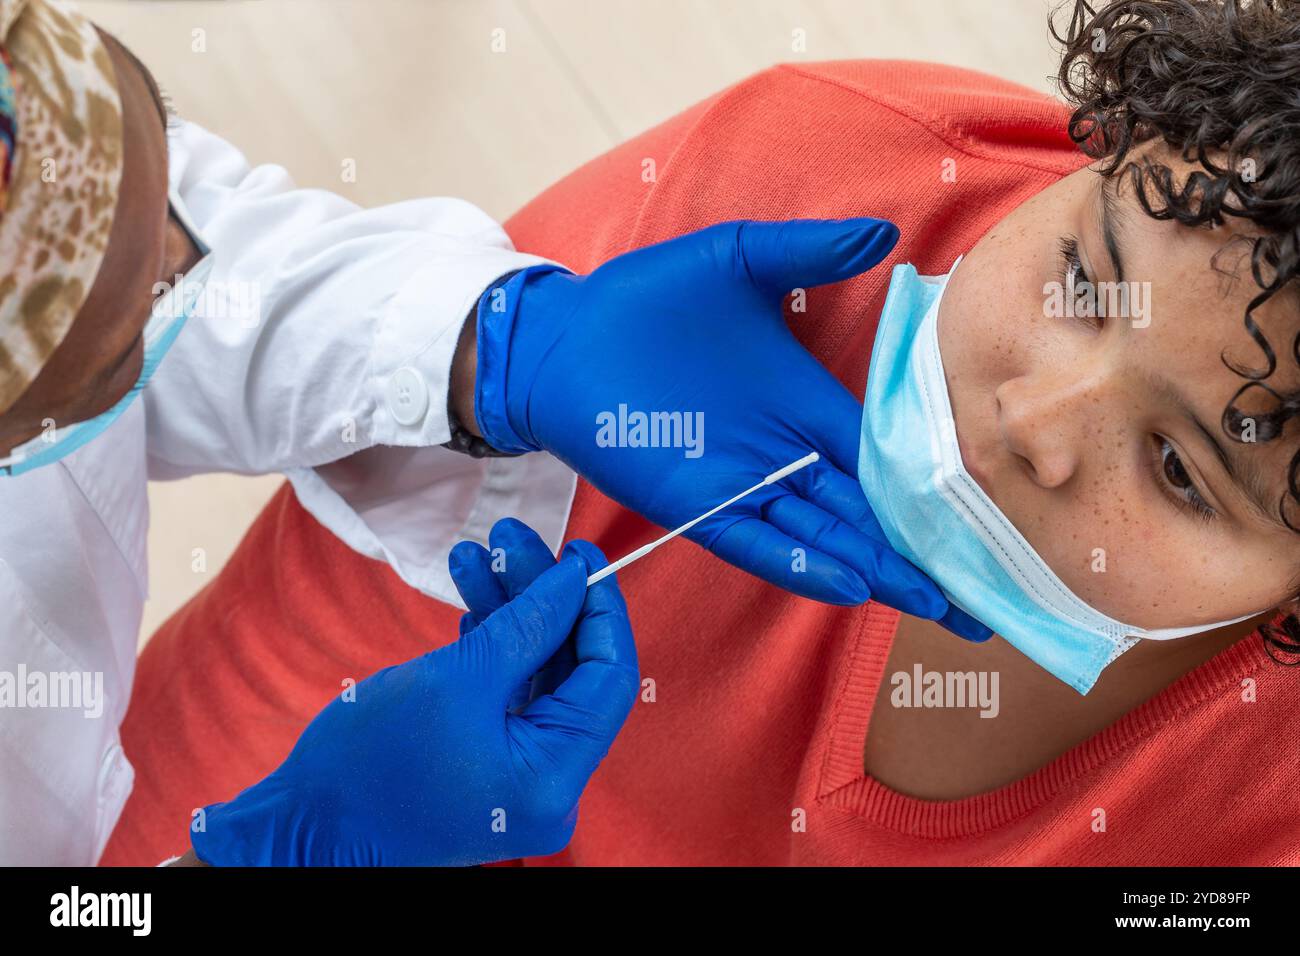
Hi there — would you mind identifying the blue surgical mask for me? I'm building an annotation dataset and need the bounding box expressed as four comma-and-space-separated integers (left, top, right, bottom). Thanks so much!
858, 259, 1263, 694
0, 195, 213, 477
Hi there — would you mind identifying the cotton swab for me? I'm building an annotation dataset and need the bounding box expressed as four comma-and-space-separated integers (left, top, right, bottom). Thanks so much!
585, 451, 820, 587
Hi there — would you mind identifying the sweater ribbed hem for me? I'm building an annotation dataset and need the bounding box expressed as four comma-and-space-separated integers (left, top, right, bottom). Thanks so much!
818, 605, 1283, 840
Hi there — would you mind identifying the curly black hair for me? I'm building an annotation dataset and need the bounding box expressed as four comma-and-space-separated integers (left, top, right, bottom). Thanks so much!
1050, 0, 1300, 659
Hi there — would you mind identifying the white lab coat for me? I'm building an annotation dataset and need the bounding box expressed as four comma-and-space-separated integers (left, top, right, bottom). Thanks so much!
0, 119, 577, 865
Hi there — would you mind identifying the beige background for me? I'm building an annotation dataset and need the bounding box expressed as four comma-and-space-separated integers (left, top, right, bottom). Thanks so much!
78, 0, 1063, 641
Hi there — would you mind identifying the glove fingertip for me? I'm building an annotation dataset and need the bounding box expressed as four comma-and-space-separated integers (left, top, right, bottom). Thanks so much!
562, 539, 609, 573
807, 566, 870, 606
905, 583, 950, 623
489, 515, 548, 551
858, 216, 899, 246
541, 549, 592, 603
448, 539, 487, 569
941, 605, 995, 643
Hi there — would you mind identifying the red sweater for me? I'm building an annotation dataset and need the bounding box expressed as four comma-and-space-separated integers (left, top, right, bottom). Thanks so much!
103, 61, 1300, 866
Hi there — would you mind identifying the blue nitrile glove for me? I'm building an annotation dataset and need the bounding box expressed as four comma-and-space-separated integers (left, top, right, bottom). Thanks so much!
451, 519, 611, 713
475, 218, 990, 641
190, 541, 638, 867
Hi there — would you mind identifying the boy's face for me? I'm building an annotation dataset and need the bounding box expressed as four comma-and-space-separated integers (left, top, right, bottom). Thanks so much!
939, 145, 1300, 631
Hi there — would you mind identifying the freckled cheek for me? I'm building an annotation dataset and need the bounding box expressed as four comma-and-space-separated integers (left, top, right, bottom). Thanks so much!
942, 300, 1024, 391
1045, 480, 1209, 621
1027, 401, 1247, 626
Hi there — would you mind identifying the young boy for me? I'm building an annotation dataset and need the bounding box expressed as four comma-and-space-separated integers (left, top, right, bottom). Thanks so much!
107, 0, 1300, 865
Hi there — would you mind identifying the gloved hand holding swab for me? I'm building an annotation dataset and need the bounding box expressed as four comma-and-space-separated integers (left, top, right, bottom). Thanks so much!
586, 452, 820, 587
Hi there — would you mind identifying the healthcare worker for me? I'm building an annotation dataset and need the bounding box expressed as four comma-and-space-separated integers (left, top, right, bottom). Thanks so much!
0, 0, 988, 865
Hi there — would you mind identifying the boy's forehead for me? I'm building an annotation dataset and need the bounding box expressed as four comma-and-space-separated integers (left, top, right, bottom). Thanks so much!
1140, 242, 1300, 429
1110, 177, 1298, 383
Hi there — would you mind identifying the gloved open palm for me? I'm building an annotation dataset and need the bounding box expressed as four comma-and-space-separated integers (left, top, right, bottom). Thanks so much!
474, 218, 989, 639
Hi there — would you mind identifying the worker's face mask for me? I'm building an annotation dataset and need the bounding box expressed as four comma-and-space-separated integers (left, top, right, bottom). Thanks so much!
0, 202, 213, 477
857, 259, 1262, 694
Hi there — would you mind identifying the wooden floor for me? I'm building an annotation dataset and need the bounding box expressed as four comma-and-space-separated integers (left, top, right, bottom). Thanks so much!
79, 0, 1063, 640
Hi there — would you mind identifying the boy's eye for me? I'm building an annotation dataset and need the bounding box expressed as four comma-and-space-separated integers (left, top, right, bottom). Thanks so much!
1152, 436, 1217, 522
1056, 235, 1103, 329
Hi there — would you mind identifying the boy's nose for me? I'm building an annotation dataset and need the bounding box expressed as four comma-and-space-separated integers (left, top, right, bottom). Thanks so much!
993, 367, 1109, 489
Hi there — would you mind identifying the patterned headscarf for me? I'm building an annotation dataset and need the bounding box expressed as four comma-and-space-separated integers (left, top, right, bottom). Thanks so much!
0, 0, 122, 413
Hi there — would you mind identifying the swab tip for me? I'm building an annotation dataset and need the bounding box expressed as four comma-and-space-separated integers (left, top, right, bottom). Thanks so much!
764, 450, 820, 484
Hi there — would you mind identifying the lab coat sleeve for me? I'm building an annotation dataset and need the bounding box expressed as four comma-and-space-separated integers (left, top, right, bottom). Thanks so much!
145, 119, 578, 605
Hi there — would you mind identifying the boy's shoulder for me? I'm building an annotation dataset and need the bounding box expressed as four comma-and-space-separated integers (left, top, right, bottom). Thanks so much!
505, 59, 1086, 274
720, 59, 1084, 176
772, 59, 1060, 109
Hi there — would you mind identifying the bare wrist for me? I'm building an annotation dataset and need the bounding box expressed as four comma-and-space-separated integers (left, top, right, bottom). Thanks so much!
450, 310, 482, 438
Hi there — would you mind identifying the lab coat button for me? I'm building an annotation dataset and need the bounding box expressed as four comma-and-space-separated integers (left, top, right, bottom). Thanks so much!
386, 367, 428, 426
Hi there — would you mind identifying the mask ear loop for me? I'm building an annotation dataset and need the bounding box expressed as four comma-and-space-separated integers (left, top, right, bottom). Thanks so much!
1137, 607, 1270, 641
